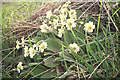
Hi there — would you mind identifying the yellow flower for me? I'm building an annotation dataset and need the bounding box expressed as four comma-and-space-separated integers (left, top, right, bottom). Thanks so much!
16, 40, 20, 49
69, 9, 77, 20
53, 19, 59, 29
59, 14, 66, 26
58, 28, 64, 37
21, 36, 25, 47
80, 21, 84, 24
69, 9, 76, 16
48, 26, 54, 32
61, 9, 68, 18
46, 10, 53, 19
17, 62, 23, 73
66, 18, 76, 30
29, 47, 36, 58
33, 44, 38, 51
40, 24, 48, 33
84, 21, 95, 32
71, 15, 77, 20
24, 46, 29, 57
49, 21, 52, 25
69, 43, 79, 53
39, 41, 47, 52
61, 4, 68, 11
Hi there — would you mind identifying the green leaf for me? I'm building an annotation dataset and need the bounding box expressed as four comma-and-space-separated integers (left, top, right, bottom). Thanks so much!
4, 71, 13, 78
28, 35, 32, 47
44, 57, 59, 68
46, 38, 62, 52
40, 69, 57, 78
64, 30, 76, 45
30, 65, 46, 77
34, 36, 44, 43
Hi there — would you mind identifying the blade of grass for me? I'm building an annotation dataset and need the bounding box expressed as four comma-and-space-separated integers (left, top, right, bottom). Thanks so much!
28, 35, 32, 47
112, 7, 120, 17
85, 32, 98, 62
4, 70, 13, 78
97, 2, 102, 36
108, 31, 116, 76
61, 44, 68, 70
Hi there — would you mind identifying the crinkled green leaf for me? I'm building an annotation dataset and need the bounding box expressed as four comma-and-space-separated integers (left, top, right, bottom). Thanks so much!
40, 69, 57, 78
30, 65, 46, 77
64, 30, 76, 45
46, 38, 62, 52
44, 57, 59, 68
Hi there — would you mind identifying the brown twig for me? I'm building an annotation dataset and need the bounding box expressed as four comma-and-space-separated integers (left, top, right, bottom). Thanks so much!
25, 30, 38, 40
0, 26, 40, 30
0, 48, 14, 52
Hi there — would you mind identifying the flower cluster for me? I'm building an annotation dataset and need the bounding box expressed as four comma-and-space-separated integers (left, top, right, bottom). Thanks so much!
15, 1, 96, 73
39, 1, 77, 38
24, 41, 47, 58
16, 37, 47, 73
16, 37, 47, 58
40, 1, 95, 37
16, 36, 26, 49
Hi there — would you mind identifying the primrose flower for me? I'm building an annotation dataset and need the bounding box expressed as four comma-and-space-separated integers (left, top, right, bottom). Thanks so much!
60, 14, 66, 25
53, 19, 59, 29
69, 9, 76, 16
17, 62, 23, 73
80, 21, 84, 24
39, 41, 47, 52
66, 18, 76, 30
66, 0, 71, 4
84, 21, 95, 32
61, 3, 68, 10
69, 43, 80, 53
69, 9, 77, 20
46, 10, 53, 19
48, 26, 54, 32
58, 28, 64, 37
24, 46, 29, 57
33, 44, 38, 51
29, 47, 37, 58
21, 36, 25, 47
16, 40, 20, 49
71, 15, 77, 20
54, 8, 59, 13
61, 9, 68, 18
40, 24, 48, 33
